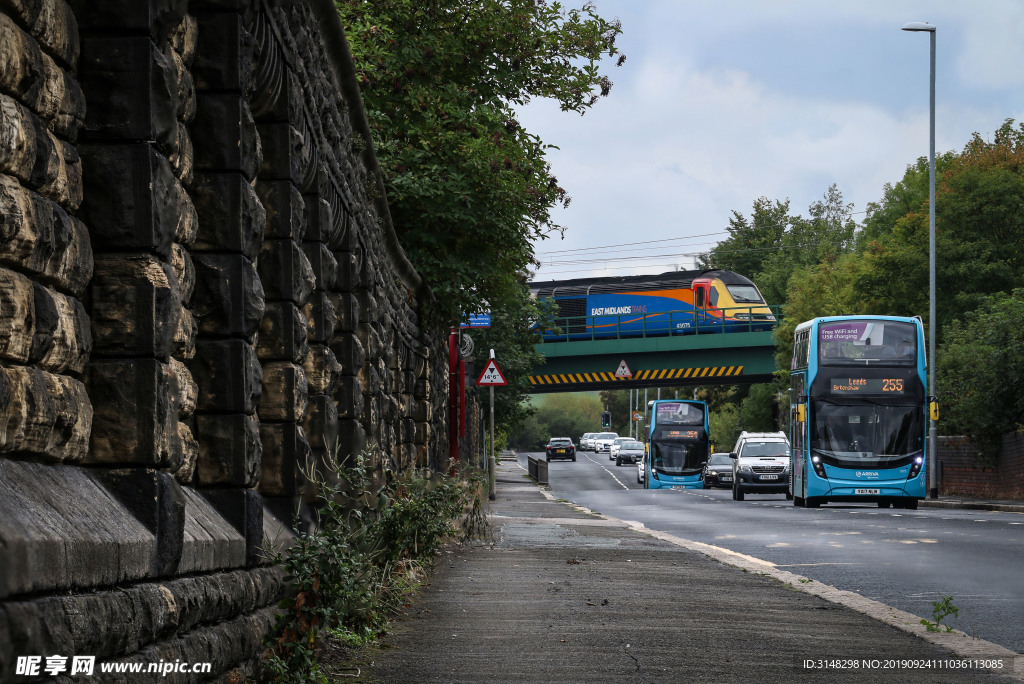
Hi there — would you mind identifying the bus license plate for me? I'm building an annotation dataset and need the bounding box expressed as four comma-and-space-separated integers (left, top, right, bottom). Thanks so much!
760, 474, 778, 480
856, 488, 880, 495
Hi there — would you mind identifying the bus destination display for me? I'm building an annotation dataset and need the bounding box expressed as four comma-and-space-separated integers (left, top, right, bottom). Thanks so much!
664, 429, 701, 439
830, 377, 905, 394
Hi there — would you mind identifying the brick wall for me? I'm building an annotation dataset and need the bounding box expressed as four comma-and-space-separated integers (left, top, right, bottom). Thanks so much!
0, 1, 453, 679
937, 434, 1024, 499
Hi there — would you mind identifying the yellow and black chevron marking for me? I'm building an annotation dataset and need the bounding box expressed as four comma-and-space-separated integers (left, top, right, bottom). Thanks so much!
529, 366, 745, 386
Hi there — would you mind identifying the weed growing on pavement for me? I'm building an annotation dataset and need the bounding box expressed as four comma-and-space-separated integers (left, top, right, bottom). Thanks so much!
921, 595, 959, 632
260, 445, 489, 682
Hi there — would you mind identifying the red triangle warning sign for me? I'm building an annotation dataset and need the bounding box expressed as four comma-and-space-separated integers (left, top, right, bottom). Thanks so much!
615, 359, 632, 378
476, 359, 508, 386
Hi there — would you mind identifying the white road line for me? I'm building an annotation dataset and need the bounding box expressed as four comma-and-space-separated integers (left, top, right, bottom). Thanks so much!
583, 453, 630, 490
533, 487, 1023, 679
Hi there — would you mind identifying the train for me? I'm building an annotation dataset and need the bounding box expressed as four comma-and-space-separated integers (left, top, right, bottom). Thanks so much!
528, 269, 776, 341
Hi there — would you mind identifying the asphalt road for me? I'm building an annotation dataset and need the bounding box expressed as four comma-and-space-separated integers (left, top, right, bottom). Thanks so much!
525, 449, 1024, 655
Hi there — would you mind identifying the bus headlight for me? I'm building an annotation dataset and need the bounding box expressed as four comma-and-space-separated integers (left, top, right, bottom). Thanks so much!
811, 455, 828, 479
908, 455, 923, 479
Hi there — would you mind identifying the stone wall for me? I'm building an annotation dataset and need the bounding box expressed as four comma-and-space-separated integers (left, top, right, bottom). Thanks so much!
938, 434, 1024, 499
0, 0, 451, 680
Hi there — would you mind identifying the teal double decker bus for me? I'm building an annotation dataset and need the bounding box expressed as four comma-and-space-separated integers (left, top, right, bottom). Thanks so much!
789, 316, 932, 509
643, 399, 709, 489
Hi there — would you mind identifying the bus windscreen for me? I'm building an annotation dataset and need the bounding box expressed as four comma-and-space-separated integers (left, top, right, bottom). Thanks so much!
653, 402, 704, 425
818, 320, 916, 366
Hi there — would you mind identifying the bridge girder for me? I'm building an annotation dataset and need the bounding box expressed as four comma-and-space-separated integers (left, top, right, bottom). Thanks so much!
528, 331, 779, 394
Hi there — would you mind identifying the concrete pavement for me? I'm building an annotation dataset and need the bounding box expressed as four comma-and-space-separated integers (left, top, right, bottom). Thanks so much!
351, 460, 1023, 683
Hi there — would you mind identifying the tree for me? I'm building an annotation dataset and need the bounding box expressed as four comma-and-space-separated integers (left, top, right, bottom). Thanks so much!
852, 119, 1024, 339
337, 0, 624, 325
697, 197, 792, 277
937, 289, 1024, 463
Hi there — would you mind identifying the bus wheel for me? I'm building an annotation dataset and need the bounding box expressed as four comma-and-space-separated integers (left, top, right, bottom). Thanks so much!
805, 497, 821, 508
793, 496, 804, 507
903, 499, 919, 510
877, 501, 891, 508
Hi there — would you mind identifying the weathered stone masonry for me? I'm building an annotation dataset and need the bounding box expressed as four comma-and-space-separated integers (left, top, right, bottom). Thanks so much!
0, 0, 455, 679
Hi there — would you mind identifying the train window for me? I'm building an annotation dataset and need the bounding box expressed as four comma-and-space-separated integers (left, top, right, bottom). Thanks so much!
725, 284, 765, 303
695, 287, 705, 308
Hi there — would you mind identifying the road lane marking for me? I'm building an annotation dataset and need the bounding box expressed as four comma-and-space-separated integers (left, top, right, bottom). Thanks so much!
583, 453, 630, 490
532, 486, 1023, 678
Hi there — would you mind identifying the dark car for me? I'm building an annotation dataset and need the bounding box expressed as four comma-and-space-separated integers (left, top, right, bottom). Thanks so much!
702, 452, 734, 488
545, 437, 576, 462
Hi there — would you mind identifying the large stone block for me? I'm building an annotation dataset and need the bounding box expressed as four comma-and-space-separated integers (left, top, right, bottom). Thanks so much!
90, 254, 181, 360
258, 422, 310, 497
190, 339, 262, 414
94, 468, 186, 576
191, 253, 265, 341
68, 0, 188, 43
302, 193, 333, 245
0, 93, 82, 208
0, 366, 92, 462
302, 393, 337, 452
0, 174, 93, 295
190, 172, 265, 259
88, 358, 176, 466
191, 11, 255, 94
0, 13, 85, 138
7, 0, 80, 70
333, 374, 363, 420
256, 301, 309, 363
302, 291, 336, 344
0, 267, 91, 373
258, 238, 314, 305
177, 486, 245, 574
333, 250, 359, 291
0, 460, 156, 599
257, 362, 308, 423
192, 92, 262, 179
303, 344, 341, 396
330, 332, 364, 374
78, 35, 178, 149
302, 241, 337, 293
201, 488, 265, 567
257, 179, 306, 242
78, 143, 179, 259
194, 413, 261, 487
257, 121, 314, 188
330, 291, 360, 332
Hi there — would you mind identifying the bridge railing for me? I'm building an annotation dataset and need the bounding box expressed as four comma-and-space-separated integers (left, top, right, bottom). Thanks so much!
540, 305, 784, 343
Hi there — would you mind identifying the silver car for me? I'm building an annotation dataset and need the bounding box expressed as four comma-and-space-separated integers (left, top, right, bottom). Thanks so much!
608, 437, 633, 461
615, 440, 645, 466
593, 432, 619, 453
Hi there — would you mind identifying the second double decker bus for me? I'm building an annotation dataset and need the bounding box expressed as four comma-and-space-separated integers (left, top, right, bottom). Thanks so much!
789, 316, 930, 509
643, 399, 710, 489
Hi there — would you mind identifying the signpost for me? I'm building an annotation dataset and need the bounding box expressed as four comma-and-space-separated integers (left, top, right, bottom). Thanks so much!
476, 353, 507, 500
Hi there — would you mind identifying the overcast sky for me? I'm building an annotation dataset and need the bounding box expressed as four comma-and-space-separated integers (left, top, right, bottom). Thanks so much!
520, 0, 1024, 282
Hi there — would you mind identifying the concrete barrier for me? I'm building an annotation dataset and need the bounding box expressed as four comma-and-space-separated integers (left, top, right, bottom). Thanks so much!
527, 456, 549, 485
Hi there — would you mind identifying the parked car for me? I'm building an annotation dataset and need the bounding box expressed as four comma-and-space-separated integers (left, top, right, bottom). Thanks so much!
636, 453, 646, 484
592, 432, 619, 453
608, 436, 634, 460
702, 452, 734, 488
729, 431, 791, 501
545, 437, 576, 462
615, 440, 645, 466
580, 432, 597, 451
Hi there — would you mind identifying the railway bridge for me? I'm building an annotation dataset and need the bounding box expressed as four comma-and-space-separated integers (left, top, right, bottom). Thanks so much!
528, 322, 781, 393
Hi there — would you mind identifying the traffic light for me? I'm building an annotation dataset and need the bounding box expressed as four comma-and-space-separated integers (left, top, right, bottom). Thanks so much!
601, 411, 611, 428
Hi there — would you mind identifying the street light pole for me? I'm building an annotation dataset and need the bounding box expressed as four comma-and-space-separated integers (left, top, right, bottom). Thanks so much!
902, 21, 938, 499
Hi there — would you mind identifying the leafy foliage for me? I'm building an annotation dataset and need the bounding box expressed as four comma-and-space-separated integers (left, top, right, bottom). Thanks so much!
937, 289, 1024, 462
262, 447, 486, 681
337, 0, 624, 325
509, 392, 603, 451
